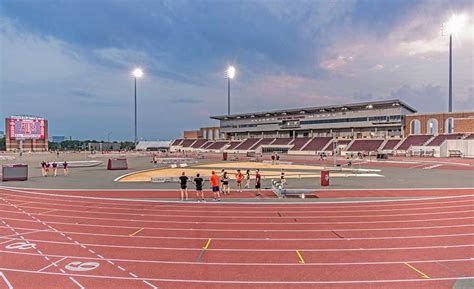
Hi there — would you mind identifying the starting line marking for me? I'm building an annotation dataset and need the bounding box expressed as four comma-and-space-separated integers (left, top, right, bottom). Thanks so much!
37, 256, 68, 272
404, 262, 430, 279
0, 271, 13, 289
296, 250, 305, 264
203, 238, 212, 249
69, 276, 85, 289
129, 228, 144, 237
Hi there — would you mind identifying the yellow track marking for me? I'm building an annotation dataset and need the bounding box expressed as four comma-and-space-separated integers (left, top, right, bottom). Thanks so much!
129, 228, 144, 237
404, 262, 430, 279
203, 238, 212, 249
296, 250, 305, 264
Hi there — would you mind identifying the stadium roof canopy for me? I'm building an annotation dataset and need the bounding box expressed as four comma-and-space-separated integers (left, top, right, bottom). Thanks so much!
211, 99, 416, 120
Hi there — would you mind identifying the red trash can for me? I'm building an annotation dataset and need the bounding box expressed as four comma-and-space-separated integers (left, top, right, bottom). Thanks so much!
321, 170, 330, 186
222, 152, 228, 161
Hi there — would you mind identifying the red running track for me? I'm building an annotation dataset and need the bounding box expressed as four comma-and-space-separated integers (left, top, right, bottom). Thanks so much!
0, 188, 473, 288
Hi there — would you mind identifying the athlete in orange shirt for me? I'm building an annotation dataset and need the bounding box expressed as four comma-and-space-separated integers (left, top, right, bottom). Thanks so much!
235, 169, 244, 192
209, 171, 221, 201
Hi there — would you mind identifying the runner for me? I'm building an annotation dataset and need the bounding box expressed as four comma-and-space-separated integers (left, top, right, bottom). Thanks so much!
221, 172, 230, 195
52, 161, 58, 177
45, 162, 50, 177
271, 153, 276, 165
219, 169, 226, 192
179, 172, 189, 201
255, 169, 262, 197
40, 161, 46, 177
152, 154, 158, 167
63, 161, 68, 176
235, 169, 244, 192
209, 171, 221, 201
276, 153, 280, 165
194, 173, 205, 202
244, 169, 251, 189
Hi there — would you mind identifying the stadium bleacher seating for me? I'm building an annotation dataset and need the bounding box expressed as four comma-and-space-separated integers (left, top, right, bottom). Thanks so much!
250, 138, 275, 150
397, 135, 433, 150
190, 139, 208, 148
301, 137, 332, 151
234, 138, 260, 150
381, 139, 401, 150
347, 139, 384, 152
271, 138, 294, 145
206, 141, 229, 150
426, 134, 465, 146
171, 139, 183, 146
226, 141, 243, 150
290, 138, 311, 151
180, 139, 196, 147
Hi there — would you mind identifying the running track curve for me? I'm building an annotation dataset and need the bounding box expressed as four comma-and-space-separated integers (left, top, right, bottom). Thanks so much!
0, 187, 473, 289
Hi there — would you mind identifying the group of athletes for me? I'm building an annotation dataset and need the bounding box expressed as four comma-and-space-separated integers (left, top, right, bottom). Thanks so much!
178, 169, 263, 201
40, 161, 69, 177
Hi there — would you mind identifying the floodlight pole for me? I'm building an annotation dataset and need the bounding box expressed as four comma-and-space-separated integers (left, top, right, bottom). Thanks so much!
227, 77, 231, 115
448, 34, 452, 112
134, 77, 138, 149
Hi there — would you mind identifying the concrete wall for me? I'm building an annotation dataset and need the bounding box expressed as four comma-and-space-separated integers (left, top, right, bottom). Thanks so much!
440, 139, 474, 158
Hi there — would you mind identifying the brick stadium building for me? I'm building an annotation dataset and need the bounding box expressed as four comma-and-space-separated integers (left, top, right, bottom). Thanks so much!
5, 116, 48, 152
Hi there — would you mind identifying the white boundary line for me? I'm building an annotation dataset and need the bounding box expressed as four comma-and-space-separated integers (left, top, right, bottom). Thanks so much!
0, 272, 13, 289
1, 249, 473, 266
2, 185, 474, 192
0, 267, 473, 284
2, 196, 473, 214
3, 216, 473, 233
2, 188, 473, 209
1, 234, 473, 250
2, 187, 474, 205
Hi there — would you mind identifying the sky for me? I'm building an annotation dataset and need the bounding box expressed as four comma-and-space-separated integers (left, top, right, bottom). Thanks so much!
0, 0, 473, 140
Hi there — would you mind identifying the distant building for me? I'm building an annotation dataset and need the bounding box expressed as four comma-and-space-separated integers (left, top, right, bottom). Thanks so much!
50, 135, 68, 143
87, 142, 121, 151
136, 141, 171, 151
211, 99, 415, 140
183, 126, 222, 140
0, 131, 4, 137
405, 111, 474, 135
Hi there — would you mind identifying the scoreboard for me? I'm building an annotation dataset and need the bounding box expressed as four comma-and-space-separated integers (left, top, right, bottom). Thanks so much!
8, 116, 46, 139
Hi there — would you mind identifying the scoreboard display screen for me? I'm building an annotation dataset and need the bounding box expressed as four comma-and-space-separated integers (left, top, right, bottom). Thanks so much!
9, 117, 45, 139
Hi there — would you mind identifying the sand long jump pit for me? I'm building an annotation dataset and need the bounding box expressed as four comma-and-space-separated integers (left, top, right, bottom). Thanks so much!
116, 161, 383, 182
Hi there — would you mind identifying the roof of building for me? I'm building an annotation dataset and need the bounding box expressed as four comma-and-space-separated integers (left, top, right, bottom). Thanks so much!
136, 141, 172, 150
210, 99, 416, 120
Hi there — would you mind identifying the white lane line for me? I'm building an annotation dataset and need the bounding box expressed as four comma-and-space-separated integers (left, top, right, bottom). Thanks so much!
2, 186, 473, 205
0, 228, 51, 239
37, 256, 68, 272
129, 272, 138, 278
118, 266, 126, 272
3, 221, 474, 236
69, 277, 85, 289
0, 271, 13, 289
1, 267, 474, 284
37, 209, 59, 216
423, 164, 443, 170
142, 280, 158, 289
3, 199, 474, 216
2, 249, 473, 266
1, 188, 472, 210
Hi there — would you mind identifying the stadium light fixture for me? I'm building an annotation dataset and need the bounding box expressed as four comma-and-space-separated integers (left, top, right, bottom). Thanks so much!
132, 67, 144, 148
443, 13, 467, 112
226, 65, 236, 115
446, 14, 467, 35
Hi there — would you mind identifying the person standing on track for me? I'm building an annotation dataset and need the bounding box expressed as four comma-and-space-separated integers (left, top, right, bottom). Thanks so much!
210, 171, 221, 201
255, 169, 262, 197
219, 169, 226, 193
221, 172, 230, 195
41, 161, 46, 177
194, 173, 205, 202
244, 169, 251, 189
52, 161, 58, 177
179, 172, 189, 201
45, 162, 50, 177
63, 161, 68, 176
235, 169, 244, 192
